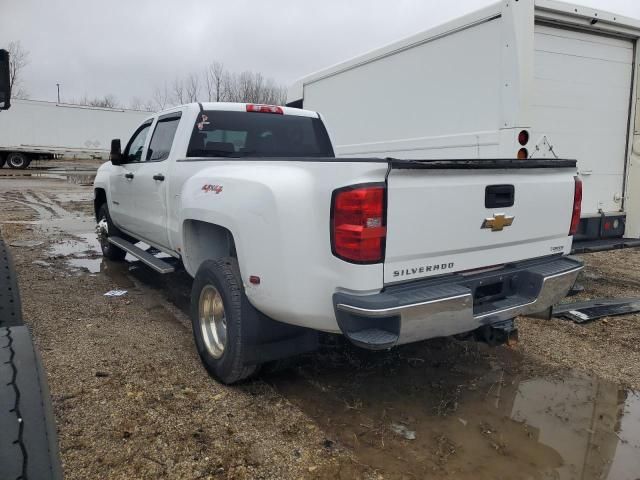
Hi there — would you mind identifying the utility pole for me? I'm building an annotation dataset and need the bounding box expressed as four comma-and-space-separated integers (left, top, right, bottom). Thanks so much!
56, 83, 60, 103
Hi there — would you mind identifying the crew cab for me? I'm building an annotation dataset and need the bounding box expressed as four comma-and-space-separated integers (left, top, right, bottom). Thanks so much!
93, 102, 583, 384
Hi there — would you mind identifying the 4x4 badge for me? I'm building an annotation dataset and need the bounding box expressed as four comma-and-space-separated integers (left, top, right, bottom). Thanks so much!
481, 213, 514, 232
202, 184, 223, 194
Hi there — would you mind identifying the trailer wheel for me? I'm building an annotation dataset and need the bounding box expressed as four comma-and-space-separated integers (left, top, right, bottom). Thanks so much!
6, 152, 31, 169
190, 258, 259, 384
97, 203, 127, 261
0, 154, 5, 168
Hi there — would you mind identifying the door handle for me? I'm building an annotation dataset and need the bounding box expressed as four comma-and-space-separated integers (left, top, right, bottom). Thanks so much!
153, 174, 165, 181
125, 173, 134, 179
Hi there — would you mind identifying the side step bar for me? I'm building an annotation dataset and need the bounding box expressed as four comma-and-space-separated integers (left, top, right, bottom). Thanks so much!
107, 236, 175, 274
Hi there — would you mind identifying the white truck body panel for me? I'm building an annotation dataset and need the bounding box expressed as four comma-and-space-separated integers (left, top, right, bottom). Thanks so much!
288, 0, 640, 238
0, 99, 151, 158
384, 168, 574, 284
94, 103, 580, 340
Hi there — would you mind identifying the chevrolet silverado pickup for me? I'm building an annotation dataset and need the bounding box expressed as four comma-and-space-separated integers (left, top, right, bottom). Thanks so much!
93, 102, 583, 384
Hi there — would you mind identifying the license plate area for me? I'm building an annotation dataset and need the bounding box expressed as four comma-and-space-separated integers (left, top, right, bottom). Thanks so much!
473, 281, 505, 305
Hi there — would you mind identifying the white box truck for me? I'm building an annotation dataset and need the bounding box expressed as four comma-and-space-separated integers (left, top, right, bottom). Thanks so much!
0, 99, 151, 169
287, 0, 640, 252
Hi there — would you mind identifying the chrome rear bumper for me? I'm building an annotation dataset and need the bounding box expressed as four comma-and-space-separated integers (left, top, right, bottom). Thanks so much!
333, 256, 583, 349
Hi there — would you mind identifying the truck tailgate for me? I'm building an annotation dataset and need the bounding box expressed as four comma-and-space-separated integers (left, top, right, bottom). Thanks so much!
384, 161, 576, 284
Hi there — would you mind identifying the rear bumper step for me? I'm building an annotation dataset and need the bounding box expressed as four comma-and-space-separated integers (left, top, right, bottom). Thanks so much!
333, 256, 582, 350
571, 237, 640, 254
107, 236, 175, 274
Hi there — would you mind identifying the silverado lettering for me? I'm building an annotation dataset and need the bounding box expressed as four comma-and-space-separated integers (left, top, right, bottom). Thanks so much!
393, 263, 455, 278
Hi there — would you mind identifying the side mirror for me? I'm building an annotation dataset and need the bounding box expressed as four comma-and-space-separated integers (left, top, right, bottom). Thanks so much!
110, 139, 123, 165
0, 49, 11, 111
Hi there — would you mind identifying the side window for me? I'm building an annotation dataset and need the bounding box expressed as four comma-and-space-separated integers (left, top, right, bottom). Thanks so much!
146, 114, 181, 162
123, 123, 151, 163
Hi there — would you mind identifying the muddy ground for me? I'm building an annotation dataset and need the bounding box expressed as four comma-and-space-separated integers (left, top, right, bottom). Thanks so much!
1, 159, 639, 480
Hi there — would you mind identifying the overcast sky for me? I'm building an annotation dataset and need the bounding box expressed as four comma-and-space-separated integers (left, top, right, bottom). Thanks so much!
1, 0, 639, 107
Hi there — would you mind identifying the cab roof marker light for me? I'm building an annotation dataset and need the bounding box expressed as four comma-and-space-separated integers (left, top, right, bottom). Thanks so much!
246, 104, 284, 114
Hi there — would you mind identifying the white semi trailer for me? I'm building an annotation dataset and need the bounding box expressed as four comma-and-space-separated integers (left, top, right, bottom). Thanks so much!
287, 0, 640, 252
0, 99, 151, 169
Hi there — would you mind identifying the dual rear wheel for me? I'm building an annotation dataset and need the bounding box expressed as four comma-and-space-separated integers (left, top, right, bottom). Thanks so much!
190, 258, 259, 384
96, 203, 257, 384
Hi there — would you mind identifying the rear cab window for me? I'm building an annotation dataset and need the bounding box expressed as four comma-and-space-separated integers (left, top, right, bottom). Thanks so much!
186, 110, 334, 158
147, 112, 181, 162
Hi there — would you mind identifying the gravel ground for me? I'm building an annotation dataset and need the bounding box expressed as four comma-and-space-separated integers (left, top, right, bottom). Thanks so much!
1, 159, 639, 479
519, 248, 640, 390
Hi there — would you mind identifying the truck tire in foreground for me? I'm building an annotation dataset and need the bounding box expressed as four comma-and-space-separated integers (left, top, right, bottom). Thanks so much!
0, 326, 63, 480
0, 232, 22, 328
97, 203, 127, 261
6, 152, 31, 169
191, 258, 259, 384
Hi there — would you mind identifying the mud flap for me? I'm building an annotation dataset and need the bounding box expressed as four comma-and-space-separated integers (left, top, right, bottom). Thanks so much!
242, 309, 319, 365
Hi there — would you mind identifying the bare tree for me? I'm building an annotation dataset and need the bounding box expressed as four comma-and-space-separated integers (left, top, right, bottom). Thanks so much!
152, 63, 287, 107
129, 96, 143, 110
76, 94, 119, 108
185, 73, 200, 102
142, 100, 156, 112
204, 62, 225, 102
8, 41, 30, 99
151, 82, 170, 110
89, 94, 118, 108
171, 77, 185, 105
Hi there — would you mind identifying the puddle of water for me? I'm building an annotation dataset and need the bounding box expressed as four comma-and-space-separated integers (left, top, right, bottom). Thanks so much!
270, 345, 640, 480
67, 257, 103, 274
31, 173, 96, 185
49, 232, 101, 257
49, 232, 103, 273
1, 172, 96, 185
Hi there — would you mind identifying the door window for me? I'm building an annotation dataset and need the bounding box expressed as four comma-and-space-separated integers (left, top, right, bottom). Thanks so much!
146, 114, 181, 162
123, 123, 151, 163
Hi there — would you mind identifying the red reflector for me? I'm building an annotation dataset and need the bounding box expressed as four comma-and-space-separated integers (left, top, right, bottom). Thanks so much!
331, 185, 386, 263
517, 148, 528, 160
569, 176, 582, 236
249, 275, 260, 285
518, 130, 529, 146
246, 104, 283, 114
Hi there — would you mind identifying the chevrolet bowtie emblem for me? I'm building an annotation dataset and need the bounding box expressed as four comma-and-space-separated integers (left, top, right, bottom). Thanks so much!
481, 213, 514, 232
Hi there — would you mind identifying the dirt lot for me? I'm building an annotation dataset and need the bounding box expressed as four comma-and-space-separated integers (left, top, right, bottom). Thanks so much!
1, 159, 639, 479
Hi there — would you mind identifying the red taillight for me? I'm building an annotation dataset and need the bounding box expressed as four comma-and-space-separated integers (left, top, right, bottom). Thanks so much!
517, 148, 528, 159
331, 185, 386, 263
518, 130, 529, 146
569, 176, 582, 236
246, 104, 283, 114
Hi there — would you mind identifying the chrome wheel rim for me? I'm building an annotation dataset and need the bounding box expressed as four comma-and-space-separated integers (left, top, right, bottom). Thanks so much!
97, 217, 109, 249
199, 285, 227, 359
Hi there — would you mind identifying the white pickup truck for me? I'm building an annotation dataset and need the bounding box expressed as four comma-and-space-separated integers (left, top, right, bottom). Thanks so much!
93, 102, 583, 384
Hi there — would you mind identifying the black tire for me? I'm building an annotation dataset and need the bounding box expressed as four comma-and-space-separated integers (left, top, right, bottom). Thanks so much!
6, 152, 31, 170
97, 203, 127, 261
0, 154, 5, 168
0, 326, 63, 480
0, 235, 22, 328
190, 258, 259, 384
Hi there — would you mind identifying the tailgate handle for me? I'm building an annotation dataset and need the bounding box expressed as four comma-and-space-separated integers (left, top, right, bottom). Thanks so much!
485, 185, 514, 208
